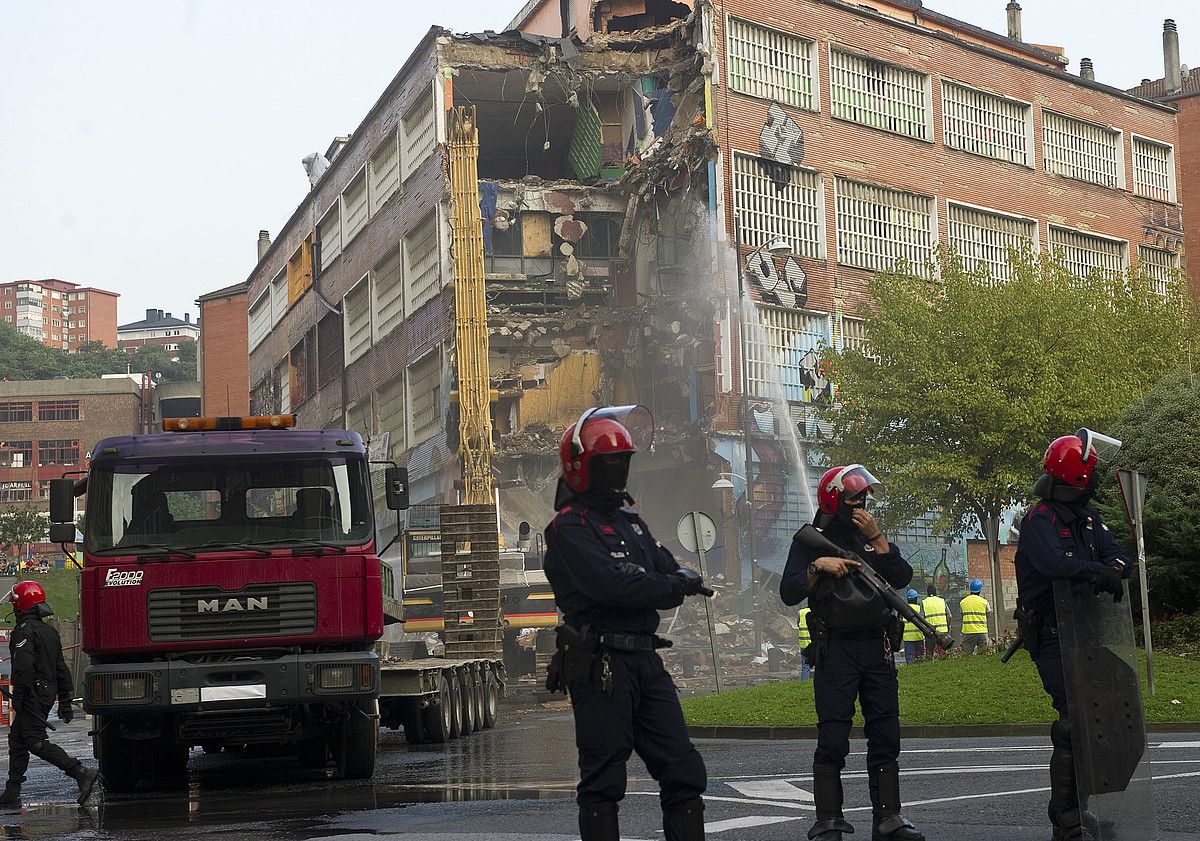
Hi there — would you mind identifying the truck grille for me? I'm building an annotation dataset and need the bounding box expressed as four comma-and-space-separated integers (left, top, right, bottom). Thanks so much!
147, 583, 317, 642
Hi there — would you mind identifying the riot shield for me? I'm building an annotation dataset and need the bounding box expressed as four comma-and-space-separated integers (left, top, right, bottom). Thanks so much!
1054, 579, 1158, 840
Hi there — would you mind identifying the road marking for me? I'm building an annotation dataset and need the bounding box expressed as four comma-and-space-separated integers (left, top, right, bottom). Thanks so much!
725, 780, 812, 802
1154, 741, 1200, 749
704, 814, 800, 834
843, 783, 1052, 812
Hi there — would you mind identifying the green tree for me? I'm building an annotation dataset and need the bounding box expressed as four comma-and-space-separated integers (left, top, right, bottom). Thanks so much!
1093, 367, 1200, 616
820, 249, 1195, 538
0, 505, 50, 561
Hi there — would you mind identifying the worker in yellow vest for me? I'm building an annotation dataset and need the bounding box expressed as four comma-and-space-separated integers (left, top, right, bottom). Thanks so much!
959, 579, 991, 654
901, 589, 925, 664
920, 585, 951, 656
798, 601, 813, 680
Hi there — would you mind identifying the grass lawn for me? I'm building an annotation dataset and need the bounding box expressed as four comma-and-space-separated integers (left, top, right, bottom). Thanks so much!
681, 650, 1200, 727
1, 567, 81, 626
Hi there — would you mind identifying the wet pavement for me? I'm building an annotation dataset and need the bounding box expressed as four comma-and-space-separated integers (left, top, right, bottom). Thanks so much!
2, 689, 1198, 840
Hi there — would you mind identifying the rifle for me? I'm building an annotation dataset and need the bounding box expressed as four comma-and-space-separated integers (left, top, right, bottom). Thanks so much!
0, 684, 55, 731
793, 524, 956, 651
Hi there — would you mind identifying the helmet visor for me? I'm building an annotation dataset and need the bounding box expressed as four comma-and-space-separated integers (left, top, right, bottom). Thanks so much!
589, 405, 654, 451
1076, 428, 1122, 463
837, 464, 883, 498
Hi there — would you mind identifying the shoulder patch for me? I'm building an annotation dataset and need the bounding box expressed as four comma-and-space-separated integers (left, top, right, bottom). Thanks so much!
15, 639, 27, 647
1060, 528, 1070, 537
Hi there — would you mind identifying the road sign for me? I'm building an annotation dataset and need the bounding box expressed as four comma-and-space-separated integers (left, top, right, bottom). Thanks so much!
677, 511, 717, 554
1116, 469, 1148, 526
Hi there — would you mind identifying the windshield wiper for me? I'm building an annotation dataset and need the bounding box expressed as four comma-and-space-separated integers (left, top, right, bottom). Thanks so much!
96, 543, 196, 559
183, 542, 274, 557
253, 538, 347, 552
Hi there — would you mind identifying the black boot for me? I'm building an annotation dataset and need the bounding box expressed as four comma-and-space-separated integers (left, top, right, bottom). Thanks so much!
868, 762, 924, 841
808, 763, 854, 840
579, 800, 619, 841
67, 764, 99, 805
0, 781, 20, 808
664, 797, 705, 841
1048, 719, 1094, 841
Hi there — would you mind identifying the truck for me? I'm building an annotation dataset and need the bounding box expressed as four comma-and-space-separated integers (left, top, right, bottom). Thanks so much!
48, 415, 504, 792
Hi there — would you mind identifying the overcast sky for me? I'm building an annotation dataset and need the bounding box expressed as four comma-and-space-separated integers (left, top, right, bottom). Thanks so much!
2, 1, 1198, 326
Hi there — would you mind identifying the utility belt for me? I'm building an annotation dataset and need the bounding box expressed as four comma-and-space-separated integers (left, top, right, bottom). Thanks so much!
1012, 606, 1057, 657
545, 625, 669, 694
801, 614, 904, 669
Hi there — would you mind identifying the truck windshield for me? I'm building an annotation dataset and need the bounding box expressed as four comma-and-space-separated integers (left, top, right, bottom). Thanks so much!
85, 456, 373, 554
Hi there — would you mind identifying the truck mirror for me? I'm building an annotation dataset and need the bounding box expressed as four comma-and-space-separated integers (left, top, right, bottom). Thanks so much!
518, 521, 531, 551
50, 522, 76, 544
49, 479, 75, 523
385, 466, 409, 511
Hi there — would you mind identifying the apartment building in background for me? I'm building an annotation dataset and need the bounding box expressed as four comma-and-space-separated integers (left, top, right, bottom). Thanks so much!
117, 308, 200, 359
0, 279, 119, 351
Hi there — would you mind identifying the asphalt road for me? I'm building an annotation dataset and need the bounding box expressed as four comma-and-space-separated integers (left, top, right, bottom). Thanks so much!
2, 691, 1198, 840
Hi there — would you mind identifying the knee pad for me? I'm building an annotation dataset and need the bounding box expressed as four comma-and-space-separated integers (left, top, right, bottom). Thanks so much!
1051, 717, 1072, 749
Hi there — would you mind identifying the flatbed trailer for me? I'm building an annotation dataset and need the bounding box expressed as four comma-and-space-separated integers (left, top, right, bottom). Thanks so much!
378, 656, 505, 742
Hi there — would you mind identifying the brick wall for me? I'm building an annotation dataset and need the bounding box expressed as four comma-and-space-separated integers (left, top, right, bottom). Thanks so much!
83, 291, 119, 349
199, 290, 250, 416
966, 539, 1018, 632
1176, 97, 1200, 299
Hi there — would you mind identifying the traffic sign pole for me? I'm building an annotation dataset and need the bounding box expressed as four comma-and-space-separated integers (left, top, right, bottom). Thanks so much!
1116, 468, 1154, 695
678, 511, 722, 693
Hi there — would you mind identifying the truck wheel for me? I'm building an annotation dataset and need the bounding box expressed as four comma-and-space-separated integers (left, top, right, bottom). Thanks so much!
399, 700, 425, 745
421, 674, 453, 743
447, 671, 464, 740
459, 669, 477, 735
297, 736, 327, 768
96, 715, 139, 793
336, 699, 378, 780
481, 667, 498, 729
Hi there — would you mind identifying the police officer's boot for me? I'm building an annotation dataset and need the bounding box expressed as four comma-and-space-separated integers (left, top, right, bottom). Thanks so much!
663, 796, 705, 841
67, 763, 99, 805
809, 764, 853, 840
1048, 719, 1094, 841
868, 762, 924, 841
0, 780, 20, 808
579, 800, 620, 841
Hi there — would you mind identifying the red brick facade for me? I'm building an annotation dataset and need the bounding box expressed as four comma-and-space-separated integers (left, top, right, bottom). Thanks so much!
0, 279, 119, 351
198, 284, 250, 417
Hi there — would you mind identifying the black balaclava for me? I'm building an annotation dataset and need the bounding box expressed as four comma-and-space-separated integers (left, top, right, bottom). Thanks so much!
589, 453, 632, 497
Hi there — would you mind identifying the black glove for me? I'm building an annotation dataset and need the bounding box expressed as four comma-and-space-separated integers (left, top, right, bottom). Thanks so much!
1091, 564, 1124, 602
57, 700, 73, 724
674, 567, 705, 596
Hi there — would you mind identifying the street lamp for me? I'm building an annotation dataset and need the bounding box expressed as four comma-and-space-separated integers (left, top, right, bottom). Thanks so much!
710, 471, 745, 492
732, 214, 794, 653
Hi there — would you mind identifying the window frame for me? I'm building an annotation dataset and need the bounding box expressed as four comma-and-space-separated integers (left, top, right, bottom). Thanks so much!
1047, 224, 1128, 279
341, 165, 370, 245
828, 44, 933, 142
316, 200, 343, 273
732, 151, 826, 260
1041, 110, 1125, 190
369, 129, 402, 213
725, 16, 819, 112
1130, 133, 1177, 203
342, 273, 373, 365
833, 176, 938, 274
940, 78, 1034, 167
946, 199, 1040, 284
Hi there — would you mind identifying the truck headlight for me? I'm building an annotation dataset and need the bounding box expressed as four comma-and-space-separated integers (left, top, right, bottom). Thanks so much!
318, 665, 353, 690
106, 673, 150, 702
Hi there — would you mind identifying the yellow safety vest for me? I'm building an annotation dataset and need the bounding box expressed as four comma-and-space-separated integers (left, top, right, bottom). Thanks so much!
960, 594, 990, 634
921, 595, 949, 633
798, 607, 812, 647
903, 609, 925, 642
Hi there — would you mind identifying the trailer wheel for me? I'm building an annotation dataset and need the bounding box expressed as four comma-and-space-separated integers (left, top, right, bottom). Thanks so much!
421, 674, 453, 743
399, 700, 425, 745
469, 669, 485, 732
96, 715, 139, 793
447, 671, 464, 739
482, 667, 498, 729
335, 699, 378, 780
459, 668, 477, 735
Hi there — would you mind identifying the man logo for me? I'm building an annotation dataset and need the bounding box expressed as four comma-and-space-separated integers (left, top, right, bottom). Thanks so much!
197, 597, 269, 613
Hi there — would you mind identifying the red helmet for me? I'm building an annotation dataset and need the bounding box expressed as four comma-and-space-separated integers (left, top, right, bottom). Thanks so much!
817, 464, 882, 515
560, 408, 637, 493
5, 581, 46, 613
1043, 434, 1097, 488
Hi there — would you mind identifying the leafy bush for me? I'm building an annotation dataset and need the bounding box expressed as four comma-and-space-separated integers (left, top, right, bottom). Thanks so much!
1152, 612, 1200, 654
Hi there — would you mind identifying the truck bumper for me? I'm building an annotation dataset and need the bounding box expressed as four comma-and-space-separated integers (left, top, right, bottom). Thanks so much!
83, 650, 379, 714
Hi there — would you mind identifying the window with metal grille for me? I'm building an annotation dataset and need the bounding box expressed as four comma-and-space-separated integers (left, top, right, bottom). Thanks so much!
838, 315, 871, 356
733, 153, 824, 259
343, 275, 373, 364
373, 249, 404, 341
1042, 112, 1123, 188
269, 270, 287, 325
370, 131, 401, 213
1138, 245, 1179, 296
744, 306, 830, 402
407, 350, 441, 443
947, 203, 1037, 284
248, 290, 270, 351
835, 177, 935, 273
377, 373, 405, 460
0, 402, 32, 423
37, 400, 80, 421
1132, 136, 1175, 202
1048, 226, 1126, 279
942, 81, 1030, 165
38, 439, 79, 466
405, 212, 440, 312
317, 204, 341, 272
830, 48, 929, 140
342, 168, 368, 244
401, 90, 436, 182
726, 18, 817, 110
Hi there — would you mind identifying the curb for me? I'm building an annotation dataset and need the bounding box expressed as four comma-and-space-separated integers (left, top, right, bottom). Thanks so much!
688, 722, 1200, 740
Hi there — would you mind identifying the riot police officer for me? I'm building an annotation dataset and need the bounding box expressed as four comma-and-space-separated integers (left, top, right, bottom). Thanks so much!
780, 465, 924, 841
544, 408, 709, 841
1, 581, 98, 807
1015, 431, 1130, 841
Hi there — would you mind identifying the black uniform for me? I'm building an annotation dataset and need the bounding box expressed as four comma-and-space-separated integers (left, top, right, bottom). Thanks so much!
1015, 498, 1131, 835
544, 490, 706, 838
6, 606, 83, 788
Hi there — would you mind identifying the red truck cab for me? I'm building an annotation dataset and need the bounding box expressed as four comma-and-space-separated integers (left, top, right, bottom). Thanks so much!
54, 420, 393, 790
